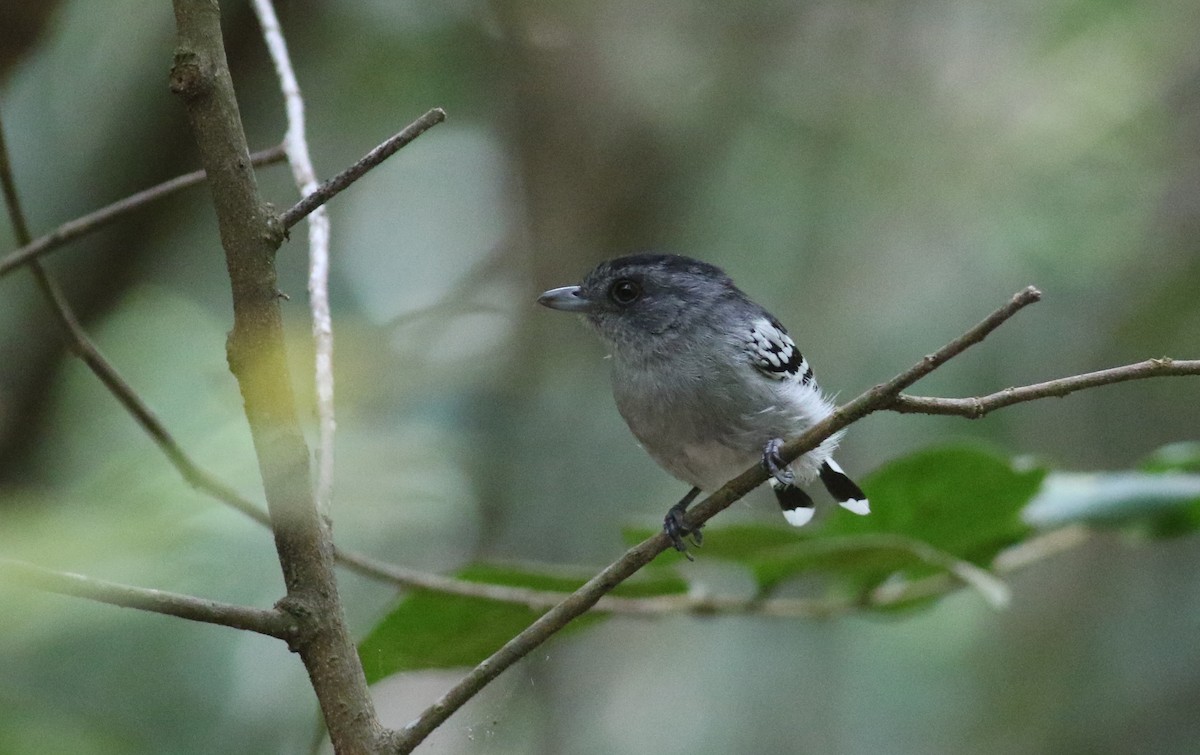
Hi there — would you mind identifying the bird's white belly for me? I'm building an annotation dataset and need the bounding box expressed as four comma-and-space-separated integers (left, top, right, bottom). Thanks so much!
656, 439, 757, 492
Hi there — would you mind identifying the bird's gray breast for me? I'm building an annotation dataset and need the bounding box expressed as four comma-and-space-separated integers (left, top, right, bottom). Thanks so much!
610, 351, 773, 490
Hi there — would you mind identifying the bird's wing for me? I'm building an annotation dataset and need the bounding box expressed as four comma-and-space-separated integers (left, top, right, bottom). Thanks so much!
745, 317, 815, 386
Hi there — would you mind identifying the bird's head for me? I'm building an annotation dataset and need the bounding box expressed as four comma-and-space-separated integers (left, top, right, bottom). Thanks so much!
537, 254, 738, 354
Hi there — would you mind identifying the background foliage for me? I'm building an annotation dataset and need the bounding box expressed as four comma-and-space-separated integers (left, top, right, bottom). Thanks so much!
1, 0, 1198, 753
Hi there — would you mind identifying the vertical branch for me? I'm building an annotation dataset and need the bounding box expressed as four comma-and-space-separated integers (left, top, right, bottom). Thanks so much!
168, 2, 380, 752
251, 0, 336, 517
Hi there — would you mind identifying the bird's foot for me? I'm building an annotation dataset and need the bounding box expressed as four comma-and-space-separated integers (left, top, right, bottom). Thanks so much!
762, 438, 795, 485
663, 489, 703, 561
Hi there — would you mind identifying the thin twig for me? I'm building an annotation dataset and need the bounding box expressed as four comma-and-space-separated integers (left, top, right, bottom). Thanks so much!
252, 0, 336, 517
0, 145, 286, 278
278, 107, 446, 230
891, 358, 1200, 417
0, 558, 295, 638
870, 526, 1091, 605
387, 286, 1045, 753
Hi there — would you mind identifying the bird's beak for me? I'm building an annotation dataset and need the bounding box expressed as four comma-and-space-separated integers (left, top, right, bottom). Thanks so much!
537, 285, 593, 313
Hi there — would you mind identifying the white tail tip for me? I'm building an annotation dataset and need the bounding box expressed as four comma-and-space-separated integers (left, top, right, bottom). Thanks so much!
839, 498, 870, 516
782, 507, 816, 527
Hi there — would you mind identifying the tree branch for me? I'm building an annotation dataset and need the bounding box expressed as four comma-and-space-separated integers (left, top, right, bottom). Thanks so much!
252, 0, 336, 517
278, 107, 446, 230
169, 2, 382, 752
387, 285, 1045, 752
891, 358, 1200, 417
0, 145, 286, 277
0, 558, 295, 638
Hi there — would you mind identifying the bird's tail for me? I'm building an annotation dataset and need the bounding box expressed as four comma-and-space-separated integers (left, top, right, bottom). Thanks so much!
771, 478, 815, 527
819, 459, 870, 515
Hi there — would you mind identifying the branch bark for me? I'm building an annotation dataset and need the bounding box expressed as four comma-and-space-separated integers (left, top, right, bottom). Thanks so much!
278, 108, 446, 230
169, 2, 382, 752
892, 358, 1200, 417
0, 145, 286, 277
0, 558, 296, 638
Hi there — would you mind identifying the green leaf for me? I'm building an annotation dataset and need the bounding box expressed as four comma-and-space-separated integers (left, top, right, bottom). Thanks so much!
829, 445, 1043, 549
358, 563, 686, 684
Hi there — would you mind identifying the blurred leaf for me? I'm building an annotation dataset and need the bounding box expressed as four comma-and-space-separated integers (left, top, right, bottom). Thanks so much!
1140, 442, 1200, 473
358, 563, 686, 684
1022, 471, 1200, 537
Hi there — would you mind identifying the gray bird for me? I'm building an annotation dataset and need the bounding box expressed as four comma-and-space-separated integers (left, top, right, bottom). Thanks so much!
537, 253, 869, 554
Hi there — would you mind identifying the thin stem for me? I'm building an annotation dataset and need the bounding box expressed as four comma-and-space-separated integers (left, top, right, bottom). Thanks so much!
279, 107, 446, 230
0, 145, 286, 277
0, 558, 295, 638
870, 526, 1090, 605
891, 358, 1200, 417
252, 0, 336, 517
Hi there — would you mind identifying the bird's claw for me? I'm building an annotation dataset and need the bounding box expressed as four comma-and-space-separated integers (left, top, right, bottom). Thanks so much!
663, 508, 702, 561
762, 438, 795, 485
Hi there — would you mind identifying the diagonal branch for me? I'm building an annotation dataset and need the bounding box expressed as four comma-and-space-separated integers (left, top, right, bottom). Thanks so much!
279, 107, 446, 230
0, 558, 295, 638
0, 145, 286, 277
386, 285, 1045, 753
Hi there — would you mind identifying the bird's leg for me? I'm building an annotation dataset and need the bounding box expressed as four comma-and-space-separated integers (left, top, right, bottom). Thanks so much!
762, 438, 795, 485
664, 487, 703, 559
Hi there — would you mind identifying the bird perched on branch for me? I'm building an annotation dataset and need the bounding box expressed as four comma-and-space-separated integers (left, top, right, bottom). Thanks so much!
538, 253, 869, 555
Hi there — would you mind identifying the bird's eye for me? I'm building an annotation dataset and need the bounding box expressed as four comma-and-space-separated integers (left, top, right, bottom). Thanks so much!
608, 278, 642, 305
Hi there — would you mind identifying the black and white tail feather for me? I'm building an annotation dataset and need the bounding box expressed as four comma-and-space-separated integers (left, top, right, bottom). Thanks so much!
746, 316, 870, 526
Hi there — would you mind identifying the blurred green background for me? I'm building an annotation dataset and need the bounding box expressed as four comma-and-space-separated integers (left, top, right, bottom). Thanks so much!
1, 0, 1198, 752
